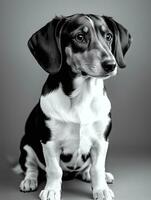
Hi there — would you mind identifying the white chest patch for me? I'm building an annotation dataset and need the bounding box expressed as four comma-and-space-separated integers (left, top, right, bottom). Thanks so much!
40, 77, 111, 171
40, 78, 111, 124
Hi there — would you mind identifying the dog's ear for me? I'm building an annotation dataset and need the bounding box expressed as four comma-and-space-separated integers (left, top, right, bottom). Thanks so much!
28, 17, 65, 74
103, 16, 132, 68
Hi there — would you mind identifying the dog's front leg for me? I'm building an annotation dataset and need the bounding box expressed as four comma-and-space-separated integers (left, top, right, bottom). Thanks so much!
40, 141, 62, 200
90, 139, 114, 200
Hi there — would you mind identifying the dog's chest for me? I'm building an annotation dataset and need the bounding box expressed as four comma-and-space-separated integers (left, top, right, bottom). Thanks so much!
40, 78, 111, 171
40, 78, 111, 124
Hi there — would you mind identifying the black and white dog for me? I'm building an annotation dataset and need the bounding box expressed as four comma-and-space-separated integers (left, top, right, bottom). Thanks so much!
18, 14, 131, 200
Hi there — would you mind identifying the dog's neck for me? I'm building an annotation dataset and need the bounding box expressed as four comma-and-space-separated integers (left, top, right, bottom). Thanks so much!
40, 66, 109, 123
61, 66, 105, 101
42, 65, 104, 100
70, 76, 104, 100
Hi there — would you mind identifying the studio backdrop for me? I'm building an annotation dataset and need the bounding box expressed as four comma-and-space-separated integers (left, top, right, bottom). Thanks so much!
0, 0, 150, 161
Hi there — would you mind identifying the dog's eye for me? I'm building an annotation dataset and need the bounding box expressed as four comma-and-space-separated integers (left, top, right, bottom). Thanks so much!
75, 33, 86, 43
105, 32, 113, 42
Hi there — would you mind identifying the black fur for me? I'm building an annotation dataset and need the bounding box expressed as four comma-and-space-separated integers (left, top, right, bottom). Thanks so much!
60, 153, 73, 163
82, 153, 90, 162
67, 166, 81, 170
104, 113, 112, 140
42, 63, 76, 97
19, 103, 51, 169
19, 148, 27, 171
42, 74, 60, 95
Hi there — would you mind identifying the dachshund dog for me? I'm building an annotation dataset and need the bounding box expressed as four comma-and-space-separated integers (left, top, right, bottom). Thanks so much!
18, 14, 131, 200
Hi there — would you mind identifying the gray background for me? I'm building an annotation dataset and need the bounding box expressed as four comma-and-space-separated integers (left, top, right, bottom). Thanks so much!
0, 0, 151, 200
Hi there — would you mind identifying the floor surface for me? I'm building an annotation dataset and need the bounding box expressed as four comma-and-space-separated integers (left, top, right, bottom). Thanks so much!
0, 153, 151, 200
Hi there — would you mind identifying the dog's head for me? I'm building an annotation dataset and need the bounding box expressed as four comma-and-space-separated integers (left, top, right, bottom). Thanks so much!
28, 14, 132, 78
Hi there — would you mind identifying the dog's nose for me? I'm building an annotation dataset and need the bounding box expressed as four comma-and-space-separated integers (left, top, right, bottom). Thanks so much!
102, 62, 116, 73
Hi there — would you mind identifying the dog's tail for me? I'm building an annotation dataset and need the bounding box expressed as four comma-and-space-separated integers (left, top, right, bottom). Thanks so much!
7, 156, 23, 174
12, 163, 23, 174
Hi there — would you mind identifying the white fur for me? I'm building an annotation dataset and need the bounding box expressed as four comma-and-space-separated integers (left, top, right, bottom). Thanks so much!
85, 16, 95, 30
40, 77, 111, 124
39, 141, 62, 200
24, 145, 45, 171
20, 145, 42, 192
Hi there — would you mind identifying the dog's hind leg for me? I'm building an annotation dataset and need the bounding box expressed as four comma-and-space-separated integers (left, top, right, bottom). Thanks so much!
105, 172, 114, 184
19, 145, 39, 192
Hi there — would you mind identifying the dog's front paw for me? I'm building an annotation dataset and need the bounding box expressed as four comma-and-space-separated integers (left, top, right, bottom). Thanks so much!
20, 178, 38, 192
93, 184, 114, 200
39, 189, 61, 200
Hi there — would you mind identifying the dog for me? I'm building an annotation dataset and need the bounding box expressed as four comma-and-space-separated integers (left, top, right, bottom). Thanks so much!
18, 14, 131, 200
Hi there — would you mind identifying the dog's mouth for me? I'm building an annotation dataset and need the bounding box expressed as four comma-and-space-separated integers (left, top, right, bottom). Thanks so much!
72, 64, 117, 78
71, 65, 89, 77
